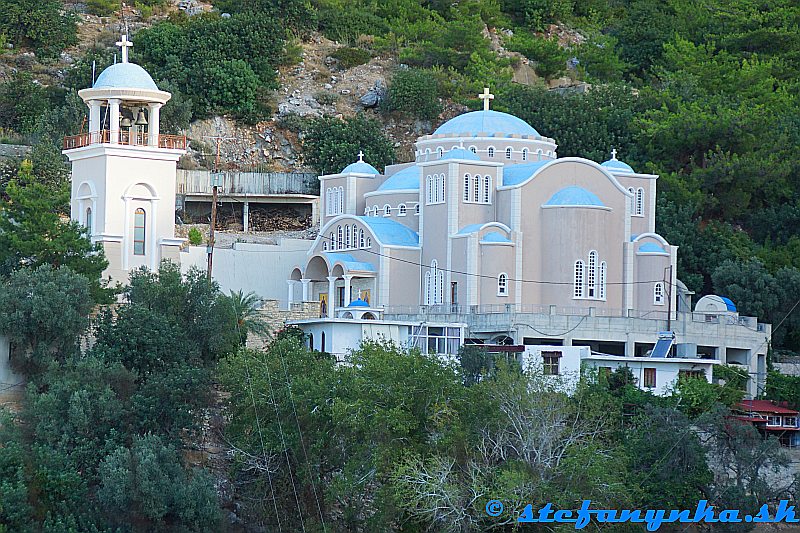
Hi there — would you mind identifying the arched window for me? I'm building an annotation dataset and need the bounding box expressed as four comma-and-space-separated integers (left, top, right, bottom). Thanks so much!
337, 225, 343, 249
338, 186, 344, 214
505, 147, 512, 159
321, 331, 326, 352
473, 175, 480, 202
424, 271, 432, 305
469, 146, 477, 154
464, 174, 471, 202
364, 207, 370, 216
322, 241, 328, 251
352, 224, 358, 246
636, 188, 644, 216
309, 333, 314, 350
437, 268, 444, 305
483, 175, 491, 203
437, 147, 444, 158
133, 208, 146, 255
415, 204, 420, 215
497, 273, 508, 296
398, 204, 407, 216
85, 207, 92, 236
345, 224, 351, 248
359, 229, 365, 248
426, 175, 433, 204
427, 260, 444, 305
654, 282, 665, 305
373, 205, 379, 215
587, 251, 597, 298
487, 146, 495, 158
383, 204, 391, 216
439, 173, 445, 202
574, 260, 585, 298
330, 232, 335, 250
325, 188, 332, 215
599, 261, 607, 300
522, 148, 528, 161
366, 237, 372, 247
536, 149, 543, 160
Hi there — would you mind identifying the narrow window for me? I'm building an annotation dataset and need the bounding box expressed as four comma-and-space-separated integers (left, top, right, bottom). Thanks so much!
322, 241, 328, 251
330, 232, 335, 250
359, 229, 365, 248
599, 261, 607, 300
352, 224, 358, 246
636, 188, 644, 216
469, 146, 477, 154
574, 260, 584, 298
437, 147, 443, 158
473, 175, 480, 202
483, 175, 491, 203
415, 204, 420, 215
345, 225, 351, 248
498, 273, 508, 296
86, 207, 92, 236
321, 331, 326, 352
464, 174, 471, 202
364, 207, 370, 215
326, 188, 331, 215
522, 148, 528, 161
536, 149, 543, 160
424, 272, 431, 305
384, 204, 391, 217
373, 205, 378, 215
366, 237, 371, 247
439, 173, 445, 203
542, 351, 560, 375
426, 175, 433, 204
587, 251, 597, 298
488, 146, 495, 158
643, 368, 656, 388
338, 186, 344, 214
654, 282, 665, 305
337, 225, 343, 249
505, 147, 512, 159
399, 204, 407, 216
133, 208, 146, 255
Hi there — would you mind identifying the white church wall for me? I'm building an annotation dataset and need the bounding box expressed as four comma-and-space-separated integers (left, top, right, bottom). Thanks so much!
180, 238, 313, 301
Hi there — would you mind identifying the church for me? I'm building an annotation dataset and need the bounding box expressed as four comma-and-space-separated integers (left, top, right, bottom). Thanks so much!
57, 36, 771, 398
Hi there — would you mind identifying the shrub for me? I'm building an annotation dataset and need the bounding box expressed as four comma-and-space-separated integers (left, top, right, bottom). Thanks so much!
329, 46, 372, 69
187, 227, 204, 245
314, 90, 338, 106
384, 68, 441, 121
303, 115, 395, 175
86, 0, 118, 16
505, 32, 568, 80
0, 0, 77, 58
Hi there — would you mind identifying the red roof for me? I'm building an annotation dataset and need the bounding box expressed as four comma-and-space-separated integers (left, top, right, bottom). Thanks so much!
737, 400, 798, 415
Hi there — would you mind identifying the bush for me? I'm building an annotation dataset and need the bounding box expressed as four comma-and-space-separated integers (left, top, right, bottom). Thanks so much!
86, 0, 118, 16
384, 68, 442, 121
0, 0, 77, 59
504, 33, 568, 79
329, 46, 372, 69
187, 227, 204, 245
303, 115, 395, 175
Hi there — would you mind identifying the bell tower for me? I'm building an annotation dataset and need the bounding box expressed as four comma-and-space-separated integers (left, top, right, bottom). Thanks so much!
63, 33, 187, 285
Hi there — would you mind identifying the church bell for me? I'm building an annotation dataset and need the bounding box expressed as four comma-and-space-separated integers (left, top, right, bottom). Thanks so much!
135, 108, 148, 126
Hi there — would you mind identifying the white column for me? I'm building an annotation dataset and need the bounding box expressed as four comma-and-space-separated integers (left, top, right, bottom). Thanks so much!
147, 103, 161, 147
108, 99, 121, 144
327, 276, 337, 318
343, 275, 353, 306
88, 101, 101, 134
287, 280, 295, 305
122, 197, 131, 270
301, 279, 310, 301
243, 201, 250, 233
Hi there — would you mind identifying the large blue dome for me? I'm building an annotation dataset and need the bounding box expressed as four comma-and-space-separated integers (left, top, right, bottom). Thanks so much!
377, 166, 419, 191
433, 110, 539, 137
94, 62, 159, 91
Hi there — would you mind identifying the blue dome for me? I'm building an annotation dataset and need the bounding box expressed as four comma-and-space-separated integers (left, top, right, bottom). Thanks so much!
341, 161, 379, 175
433, 110, 539, 137
601, 158, 635, 173
720, 296, 737, 312
544, 186, 605, 207
378, 166, 419, 191
348, 298, 370, 308
441, 147, 480, 161
638, 242, 667, 254
481, 231, 512, 243
93, 62, 159, 91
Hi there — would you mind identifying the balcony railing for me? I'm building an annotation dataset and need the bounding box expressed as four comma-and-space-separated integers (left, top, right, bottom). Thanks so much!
63, 130, 187, 150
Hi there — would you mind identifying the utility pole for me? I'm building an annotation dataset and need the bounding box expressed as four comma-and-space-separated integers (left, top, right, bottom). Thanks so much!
204, 134, 235, 280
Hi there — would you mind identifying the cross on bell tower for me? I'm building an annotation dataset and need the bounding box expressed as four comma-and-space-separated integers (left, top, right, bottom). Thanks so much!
479, 87, 494, 111
116, 34, 133, 63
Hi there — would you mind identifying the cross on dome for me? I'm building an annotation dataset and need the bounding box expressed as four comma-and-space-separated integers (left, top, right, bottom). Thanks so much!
357, 150, 364, 162
610, 148, 618, 160
116, 34, 133, 63
479, 87, 494, 111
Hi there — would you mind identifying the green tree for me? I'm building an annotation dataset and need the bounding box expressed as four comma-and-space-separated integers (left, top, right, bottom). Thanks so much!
384, 68, 442, 121
0, 164, 108, 290
225, 289, 270, 346
303, 115, 396, 175
0, 265, 93, 374
0, 0, 77, 58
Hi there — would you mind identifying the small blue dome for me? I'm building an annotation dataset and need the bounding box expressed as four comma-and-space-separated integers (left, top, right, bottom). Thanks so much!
544, 186, 605, 207
93, 62, 159, 91
434, 110, 539, 137
348, 298, 370, 308
601, 158, 634, 173
638, 242, 667, 254
720, 296, 737, 312
441, 147, 480, 161
481, 231, 512, 243
341, 161, 379, 175
378, 166, 419, 191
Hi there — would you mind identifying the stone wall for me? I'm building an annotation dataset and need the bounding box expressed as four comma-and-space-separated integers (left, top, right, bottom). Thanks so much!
246, 300, 321, 350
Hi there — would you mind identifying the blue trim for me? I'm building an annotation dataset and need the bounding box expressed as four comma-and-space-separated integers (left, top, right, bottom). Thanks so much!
481, 231, 512, 243
544, 186, 605, 207
377, 166, 419, 191
638, 243, 667, 254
